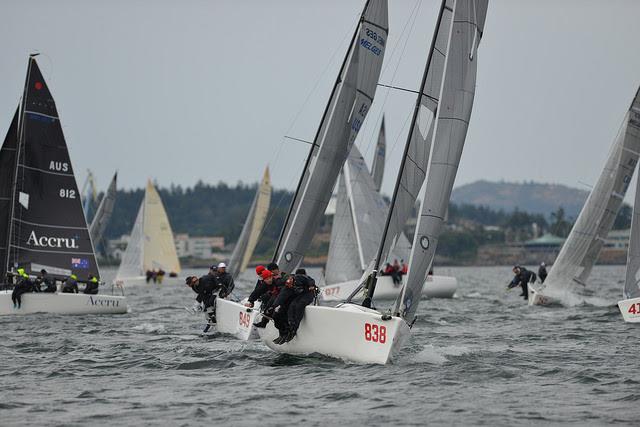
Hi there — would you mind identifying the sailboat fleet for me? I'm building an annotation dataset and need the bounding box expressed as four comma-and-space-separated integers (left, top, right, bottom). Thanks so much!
1, 0, 639, 363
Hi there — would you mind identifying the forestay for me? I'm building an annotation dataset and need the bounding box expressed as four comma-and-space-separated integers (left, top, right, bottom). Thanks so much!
371, 117, 386, 192
228, 167, 271, 280
544, 88, 640, 294
625, 161, 640, 299
274, 0, 388, 272
396, 0, 488, 321
2, 57, 100, 281
90, 172, 117, 248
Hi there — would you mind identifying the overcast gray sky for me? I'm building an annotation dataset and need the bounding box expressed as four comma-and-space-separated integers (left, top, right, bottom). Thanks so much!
2, 0, 640, 201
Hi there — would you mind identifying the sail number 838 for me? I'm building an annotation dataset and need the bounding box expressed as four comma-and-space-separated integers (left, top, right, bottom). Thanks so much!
59, 189, 76, 199
364, 323, 386, 344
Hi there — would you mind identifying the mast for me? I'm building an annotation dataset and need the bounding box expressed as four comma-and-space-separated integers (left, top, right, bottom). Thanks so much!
361, 0, 449, 306
272, 0, 372, 263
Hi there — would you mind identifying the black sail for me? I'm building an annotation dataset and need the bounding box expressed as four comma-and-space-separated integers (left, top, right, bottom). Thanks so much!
0, 109, 19, 281
4, 57, 99, 281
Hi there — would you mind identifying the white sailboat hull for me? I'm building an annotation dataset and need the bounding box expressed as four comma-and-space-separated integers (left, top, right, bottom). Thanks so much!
320, 274, 456, 302
618, 297, 640, 323
527, 285, 561, 306
257, 303, 410, 364
0, 291, 127, 315
213, 298, 260, 340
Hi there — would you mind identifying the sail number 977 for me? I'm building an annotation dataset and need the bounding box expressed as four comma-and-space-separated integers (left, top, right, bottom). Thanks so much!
59, 189, 76, 199
364, 323, 386, 344
627, 303, 640, 315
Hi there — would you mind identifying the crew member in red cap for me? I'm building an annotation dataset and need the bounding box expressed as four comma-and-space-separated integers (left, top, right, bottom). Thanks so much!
246, 265, 267, 308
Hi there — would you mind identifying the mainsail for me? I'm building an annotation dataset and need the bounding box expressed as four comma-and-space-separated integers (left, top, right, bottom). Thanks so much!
544, 88, 640, 294
1, 56, 100, 281
89, 172, 117, 248
273, 0, 388, 272
116, 180, 181, 280
371, 117, 386, 192
228, 167, 272, 280
0, 109, 19, 280
395, 0, 487, 320
625, 166, 640, 299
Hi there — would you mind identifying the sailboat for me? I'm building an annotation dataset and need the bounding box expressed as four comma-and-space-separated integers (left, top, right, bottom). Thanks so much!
619, 158, 640, 322
115, 180, 181, 284
530, 87, 640, 306
213, 167, 271, 340
320, 120, 457, 301
0, 55, 126, 315
258, 0, 487, 364
89, 171, 117, 252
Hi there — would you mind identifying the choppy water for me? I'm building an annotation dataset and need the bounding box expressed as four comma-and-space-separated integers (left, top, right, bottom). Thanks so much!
1, 265, 639, 426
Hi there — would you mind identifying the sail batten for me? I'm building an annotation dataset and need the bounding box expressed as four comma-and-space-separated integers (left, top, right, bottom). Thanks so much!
274, 0, 388, 272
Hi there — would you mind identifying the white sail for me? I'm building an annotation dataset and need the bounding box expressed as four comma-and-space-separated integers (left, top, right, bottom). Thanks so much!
228, 167, 272, 279
275, 0, 388, 272
371, 117, 386, 192
625, 166, 640, 299
115, 198, 144, 280
89, 172, 117, 247
544, 89, 640, 295
396, 0, 487, 321
143, 180, 181, 274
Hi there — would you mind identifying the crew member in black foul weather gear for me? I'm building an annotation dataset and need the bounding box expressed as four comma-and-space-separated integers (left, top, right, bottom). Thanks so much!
508, 266, 536, 300
538, 262, 548, 284
36, 269, 56, 293
11, 270, 33, 309
84, 275, 99, 295
215, 263, 234, 298
61, 274, 79, 294
272, 269, 317, 345
246, 265, 267, 308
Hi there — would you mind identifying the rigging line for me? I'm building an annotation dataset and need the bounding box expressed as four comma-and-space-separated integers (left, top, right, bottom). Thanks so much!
359, 0, 423, 167
283, 136, 314, 146
376, 83, 420, 95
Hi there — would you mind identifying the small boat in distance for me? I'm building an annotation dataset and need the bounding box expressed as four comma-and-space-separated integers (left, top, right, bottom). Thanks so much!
0, 55, 126, 315
115, 180, 181, 284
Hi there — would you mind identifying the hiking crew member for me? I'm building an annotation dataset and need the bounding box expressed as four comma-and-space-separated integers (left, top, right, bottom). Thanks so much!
246, 265, 267, 308
252, 262, 286, 329
11, 269, 33, 309
272, 268, 317, 345
84, 275, 99, 295
61, 274, 79, 294
538, 262, 548, 284
508, 266, 536, 300
215, 262, 234, 298
36, 269, 56, 293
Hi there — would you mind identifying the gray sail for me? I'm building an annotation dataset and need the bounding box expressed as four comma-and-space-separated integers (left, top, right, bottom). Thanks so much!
375, 0, 456, 268
625, 164, 640, 299
325, 172, 363, 284
544, 88, 640, 293
89, 172, 117, 248
371, 117, 386, 192
397, 0, 488, 321
275, 0, 388, 272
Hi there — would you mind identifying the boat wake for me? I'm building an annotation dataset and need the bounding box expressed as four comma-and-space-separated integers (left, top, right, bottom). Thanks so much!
412, 344, 473, 365
132, 323, 166, 334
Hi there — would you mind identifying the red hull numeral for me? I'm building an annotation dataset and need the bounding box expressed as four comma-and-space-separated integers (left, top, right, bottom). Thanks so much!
364, 323, 386, 344
628, 303, 640, 315
239, 311, 251, 327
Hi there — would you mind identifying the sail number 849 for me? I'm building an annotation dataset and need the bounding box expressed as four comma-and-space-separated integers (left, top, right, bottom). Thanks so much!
364, 323, 386, 343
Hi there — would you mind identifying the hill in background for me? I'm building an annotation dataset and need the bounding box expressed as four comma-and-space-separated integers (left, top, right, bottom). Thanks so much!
451, 180, 589, 219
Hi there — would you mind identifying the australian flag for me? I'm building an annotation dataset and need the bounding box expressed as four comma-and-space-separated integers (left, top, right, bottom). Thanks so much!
71, 258, 89, 269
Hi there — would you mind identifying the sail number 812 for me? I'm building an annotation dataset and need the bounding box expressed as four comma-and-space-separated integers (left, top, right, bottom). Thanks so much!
364, 323, 386, 343
59, 189, 76, 199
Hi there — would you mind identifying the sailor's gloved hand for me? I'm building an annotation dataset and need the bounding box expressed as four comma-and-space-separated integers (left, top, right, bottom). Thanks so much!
274, 305, 281, 314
